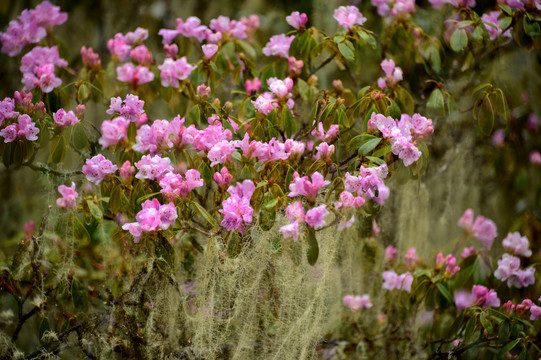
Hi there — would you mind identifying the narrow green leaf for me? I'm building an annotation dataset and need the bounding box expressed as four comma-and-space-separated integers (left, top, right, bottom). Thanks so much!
436, 282, 453, 303
73, 123, 88, 150
499, 338, 521, 356
359, 137, 382, 155
478, 99, 495, 135
192, 201, 217, 228
282, 105, 296, 138
48, 135, 66, 164
427, 89, 445, 117
264, 197, 279, 211
306, 227, 319, 265
187, 105, 201, 125
87, 201, 103, 222
480, 312, 493, 334
71, 278, 88, 311
136, 192, 161, 205
338, 41, 355, 62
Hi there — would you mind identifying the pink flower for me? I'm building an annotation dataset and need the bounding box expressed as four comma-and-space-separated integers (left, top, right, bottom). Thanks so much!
404, 247, 418, 268
214, 167, 233, 189
285, 201, 305, 222
0, 124, 18, 143
129, 45, 152, 64
0, 97, 18, 125
227, 180, 255, 200
305, 204, 329, 229
279, 221, 300, 242
343, 294, 372, 310
81, 46, 101, 70
134, 154, 173, 181
502, 232, 532, 257
56, 182, 78, 209
119, 160, 135, 181
99, 116, 129, 148
252, 92, 278, 115
82, 154, 118, 184
262, 34, 294, 59
472, 216, 497, 249
337, 215, 356, 230
20, 46, 67, 92
197, 84, 211, 99
333, 6, 367, 30
219, 194, 253, 234
472, 285, 500, 308
53, 109, 79, 127
245, 78, 262, 93
481, 11, 511, 41
454, 290, 475, 310
508, 267, 535, 289
286, 11, 308, 29
382, 271, 413, 292
384, 245, 397, 262
458, 208, 474, 231
530, 151, 541, 166
494, 253, 521, 284
314, 142, 335, 160
0, 114, 39, 142
530, 304, 541, 321
312, 122, 340, 142
503, 300, 516, 315
116, 63, 154, 87
288, 57, 304, 76
106, 94, 145, 123
288, 171, 330, 202
122, 198, 178, 242
202, 44, 218, 59
208, 140, 236, 167
267, 77, 293, 98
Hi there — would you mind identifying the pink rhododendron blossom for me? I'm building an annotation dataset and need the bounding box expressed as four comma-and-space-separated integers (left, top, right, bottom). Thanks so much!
285, 201, 305, 222
530, 151, 541, 166
129, 45, 152, 64
314, 142, 335, 160
305, 204, 329, 229
82, 154, 118, 184
158, 57, 196, 88
502, 232, 532, 257
472, 216, 497, 249
494, 253, 521, 284
508, 267, 536, 289
214, 167, 233, 189
288, 56, 304, 77
371, 0, 416, 17
135, 154, 174, 181
219, 194, 254, 234
99, 116, 129, 148
288, 171, 330, 202
20, 46, 67, 92
267, 77, 293, 99
333, 6, 367, 30
81, 46, 101, 70
116, 63, 154, 87
384, 245, 398, 262
252, 92, 278, 115
530, 304, 541, 320
503, 300, 516, 315
279, 221, 300, 242
335, 191, 365, 209
0, 97, 18, 125
454, 290, 475, 310
106, 94, 145, 123
377, 59, 403, 89
447, 0, 476, 7
245, 78, 262, 93
107, 27, 148, 61
227, 180, 255, 200
133, 117, 184, 155
159, 169, 204, 199
344, 164, 390, 204
0, 114, 39, 143
56, 182, 78, 209
343, 294, 372, 310
481, 11, 511, 41
197, 84, 211, 99
286, 11, 308, 29
122, 198, 178, 242
337, 215, 355, 230
382, 271, 413, 292
404, 247, 418, 268
202, 44, 218, 59
262, 34, 294, 59
472, 285, 500, 308
458, 208, 474, 231
311, 122, 340, 142
119, 161, 135, 181
53, 109, 79, 127
208, 140, 236, 167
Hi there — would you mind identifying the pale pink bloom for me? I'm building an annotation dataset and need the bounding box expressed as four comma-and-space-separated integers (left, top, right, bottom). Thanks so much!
311, 122, 340, 142
472, 285, 500, 308
0, 114, 39, 142
288, 171, 330, 202
333, 6, 367, 30
530, 304, 541, 320
284, 139, 306, 158
208, 140, 236, 167
119, 160, 135, 181
81, 46, 101, 69
106, 94, 145, 123
279, 221, 300, 242
245, 78, 262, 93
305, 204, 329, 229
56, 182, 78, 209
314, 142, 335, 160
214, 166, 233, 189
337, 215, 355, 230
99, 116, 129, 148
177, 16, 207, 41
267, 77, 292, 98
219, 194, 253, 234
252, 92, 278, 115
390, 136, 421, 166
494, 253, 521, 285
343, 294, 372, 310
0, 97, 18, 125
262, 34, 294, 59
116, 63, 154, 86
377, 77, 387, 89
202, 44, 219, 59
384, 245, 397, 262
454, 290, 475, 310
530, 151, 541, 166
472, 216, 497, 249
197, 84, 211, 98
286, 11, 308, 29
382, 271, 413, 292
122, 198, 177, 242
288, 56, 304, 76
20, 46, 67, 92
0, 124, 17, 143
82, 154, 118, 184
158, 57, 196, 88
135, 154, 174, 181
503, 232, 532, 257
404, 247, 418, 268
508, 267, 536, 289
481, 11, 511, 40
129, 45, 152, 64
458, 208, 474, 231
372, 220, 381, 235
372, 0, 416, 17
285, 201, 305, 222
503, 300, 516, 315
163, 43, 178, 58
227, 179, 256, 200
107, 33, 131, 61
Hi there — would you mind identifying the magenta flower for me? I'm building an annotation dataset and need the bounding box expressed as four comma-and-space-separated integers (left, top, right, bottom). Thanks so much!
81, 46, 101, 70
454, 290, 475, 310
384, 245, 398, 262
404, 247, 418, 268
472, 216, 497, 249
382, 271, 413, 292
372, 0, 415, 18
333, 6, 367, 30
288, 56, 304, 76
337, 215, 356, 230
457, 208, 474, 231
314, 142, 335, 160
20, 46, 67, 92
208, 140, 236, 167
82, 154, 118, 184
285, 201, 305, 222
0, 97, 18, 126
245, 78, 262, 93
305, 204, 329, 229
119, 160, 135, 181
279, 221, 301, 242
202, 44, 219, 59
135, 154, 174, 181
312, 122, 340, 142
197, 84, 211, 99
494, 253, 521, 283
53, 109, 79, 127
267, 77, 293, 99
227, 180, 255, 200
461, 246, 476, 258
56, 182, 78, 209
481, 11, 511, 41
530, 304, 541, 321
252, 92, 278, 115
214, 167, 233, 189
262, 34, 294, 59
122, 198, 178, 243
502, 232, 532, 257
99, 116, 129, 148
508, 267, 536, 289
129, 45, 152, 65
472, 285, 500, 308
343, 294, 372, 311
158, 57, 196, 88
219, 194, 253, 234
0, 114, 39, 143
116, 63, 154, 87
288, 171, 330, 203
106, 94, 145, 123
286, 11, 308, 29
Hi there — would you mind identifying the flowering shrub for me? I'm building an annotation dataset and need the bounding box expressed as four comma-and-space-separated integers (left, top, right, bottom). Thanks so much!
0, 1, 540, 359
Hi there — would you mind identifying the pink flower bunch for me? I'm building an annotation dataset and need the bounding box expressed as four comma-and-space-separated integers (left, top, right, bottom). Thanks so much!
371, 0, 416, 18
116, 63, 154, 87
20, 46, 67, 93
252, 92, 279, 115
382, 270, 413, 292
119, 161, 135, 181
133, 116, 185, 154
262, 34, 295, 59
494, 254, 535, 288
481, 11, 512, 41
314, 142, 335, 161
344, 164, 390, 205
502, 232, 532, 257
158, 57, 196, 88
82, 154, 118, 184
445, 0, 476, 7
106, 94, 145, 123
286, 11, 308, 30
0, 114, 39, 143
122, 198, 178, 243
107, 27, 149, 61
311, 122, 339, 142
384, 245, 398, 262
305, 204, 330, 229
457, 208, 498, 249
235, 133, 304, 162
202, 44, 219, 59
435, 253, 460, 276
0, 97, 18, 126
455, 285, 500, 310
288, 56, 304, 77
209, 15, 259, 40
53, 109, 80, 128
81, 46, 101, 70
159, 169, 204, 201
99, 116, 129, 148
280, 202, 330, 241
461, 246, 476, 258
334, 190, 365, 209
530, 151, 541, 166
0, 1, 67, 57
377, 59, 403, 89
245, 78, 262, 94
13, 91, 45, 115
185, 121, 233, 153
288, 171, 330, 203
267, 77, 294, 99
219, 180, 255, 234
213, 167, 233, 189
404, 247, 418, 268
342, 294, 373, 310
333, 6, 367, 30
56, 182, 78, 209
134, 154, 174, 181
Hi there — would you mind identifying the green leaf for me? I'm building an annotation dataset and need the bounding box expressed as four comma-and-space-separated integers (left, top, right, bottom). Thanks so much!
73, 123, 88, 150
385, 101, 401, 120
71, 278, 88, 311
282, 105, 296, 138
108, 186, 121, 214
136, 192, 161, 205
338, 41, 355, 62
372, 144, 392, 158
87, 201, 103, 222
235, 39, 257, 59
155, 235, 177, 273
359, 137, 382, 155
427, 89, 445, 117
306, 227, 319, 265
450, 29, 468, 52
498, 320, 510, 344
199, 162, 212, 184
264, 197, 279, 211
192, 201, 217, 228
499, 16, 512, 31
478, 99, 495, 135
464, 316, 477, 341
187, 105, 201, 125
523, 17, 540, 39
480, 312, 493, 334
499, 338, 521, 356
39, 317, 50, 342
436, 282, 453, 303
231, 151, 242, 161
365, 156, 386, 165
48, 135, 66, 164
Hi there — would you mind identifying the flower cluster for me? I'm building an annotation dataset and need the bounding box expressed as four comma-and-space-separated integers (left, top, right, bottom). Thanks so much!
342, 294, 373, 311
454, 285, 500, 310
343, 164, 390, 205
0, 1, 67, 56
219, 180, 255, 234
106, 94, 146, 123
280, 201, 330, 241
158, 57, 196, 88
122, 199, 178, 242
286, 11, 308, 30
0, 114, 39, 143
457, 208, 498, 249
159, 169, 204, 201
134, 154, 174, 181
53, 109, 80, 128
82, 154, 118, 184
56, 183, 78, 210
494, 232, 535, 289
377, 59, 403, 89
20, 46, 67, 93
435, 252, 460, 276
262, 34, 294, 59
382, 271, 413, 292
333, 6, 367, 30
107, 27, 149, 62
371, 0, 416, 18
481, 11, 512, 41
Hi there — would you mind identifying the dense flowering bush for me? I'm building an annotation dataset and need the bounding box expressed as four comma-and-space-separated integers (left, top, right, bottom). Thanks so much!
0, 1, 541, 359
